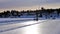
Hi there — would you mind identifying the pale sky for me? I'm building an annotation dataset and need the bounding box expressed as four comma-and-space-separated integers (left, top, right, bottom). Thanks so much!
0, 0, 60, 12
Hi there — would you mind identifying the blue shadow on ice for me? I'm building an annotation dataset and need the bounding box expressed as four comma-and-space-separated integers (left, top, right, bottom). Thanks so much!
0, 20, 46, 33
0, 19, 33, 25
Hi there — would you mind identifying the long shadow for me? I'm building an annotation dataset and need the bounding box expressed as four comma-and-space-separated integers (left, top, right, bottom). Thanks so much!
0, 20, 46, 33
0, 19, 33, 26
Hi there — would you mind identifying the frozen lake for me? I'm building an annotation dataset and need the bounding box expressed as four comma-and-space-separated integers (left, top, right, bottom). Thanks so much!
0, 18, 60, 34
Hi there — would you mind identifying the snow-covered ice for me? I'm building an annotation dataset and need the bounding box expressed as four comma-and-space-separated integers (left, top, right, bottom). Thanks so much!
0, 18, 60, 34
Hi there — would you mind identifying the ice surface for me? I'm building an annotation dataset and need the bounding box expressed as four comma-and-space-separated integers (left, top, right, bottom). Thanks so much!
0, 18, 60, 34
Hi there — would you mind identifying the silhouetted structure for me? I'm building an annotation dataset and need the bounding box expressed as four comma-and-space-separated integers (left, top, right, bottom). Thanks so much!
0, 7, 60, 20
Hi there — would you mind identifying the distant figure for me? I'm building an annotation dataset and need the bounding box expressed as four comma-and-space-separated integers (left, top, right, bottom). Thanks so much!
35, 12, 38, 21
34, 12, 38, 21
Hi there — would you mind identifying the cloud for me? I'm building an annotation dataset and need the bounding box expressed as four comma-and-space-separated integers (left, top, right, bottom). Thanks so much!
0, 0, 60, 9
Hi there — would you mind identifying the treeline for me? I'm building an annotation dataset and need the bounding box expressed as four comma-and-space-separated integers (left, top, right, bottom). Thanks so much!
0, 7, 60, 18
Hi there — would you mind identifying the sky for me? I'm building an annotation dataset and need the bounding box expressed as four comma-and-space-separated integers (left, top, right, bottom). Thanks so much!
0, 0, 60, 12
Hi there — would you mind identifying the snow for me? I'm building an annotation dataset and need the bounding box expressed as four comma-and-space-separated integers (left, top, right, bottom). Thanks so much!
0, 18, 34, 25
0, 20, 46, 32
0, 18, 60, 34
